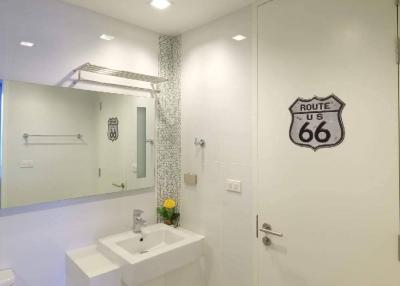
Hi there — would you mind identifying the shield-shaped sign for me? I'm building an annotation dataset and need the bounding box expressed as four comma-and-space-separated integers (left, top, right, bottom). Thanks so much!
289, 94, 345, 151
108, 117, 119, 142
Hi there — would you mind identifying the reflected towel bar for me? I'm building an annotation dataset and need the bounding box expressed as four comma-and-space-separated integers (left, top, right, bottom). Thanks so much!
23, 133, 83, 140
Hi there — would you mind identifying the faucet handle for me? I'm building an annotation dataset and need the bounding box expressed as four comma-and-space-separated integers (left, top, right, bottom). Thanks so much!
134, 209, 144, 216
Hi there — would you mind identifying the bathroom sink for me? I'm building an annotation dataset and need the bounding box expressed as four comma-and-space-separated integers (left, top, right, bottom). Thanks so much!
98, 224, 204, 286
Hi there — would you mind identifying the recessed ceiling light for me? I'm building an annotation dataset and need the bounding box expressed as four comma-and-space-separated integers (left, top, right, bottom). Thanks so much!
100, 34, 115, 41
233, 35, 247, 41
150, 0, 171, 10
20, 41, 34, 47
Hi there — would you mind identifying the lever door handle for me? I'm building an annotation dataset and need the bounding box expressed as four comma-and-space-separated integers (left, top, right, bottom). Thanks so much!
259, 223, 283, 237
112, 182, 125, 189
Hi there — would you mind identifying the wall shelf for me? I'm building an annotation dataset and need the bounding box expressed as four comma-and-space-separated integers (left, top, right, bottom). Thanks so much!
73, 63, 167, 94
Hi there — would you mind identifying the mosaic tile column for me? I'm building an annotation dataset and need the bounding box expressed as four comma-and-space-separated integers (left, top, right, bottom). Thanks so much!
156, 35, 182, 217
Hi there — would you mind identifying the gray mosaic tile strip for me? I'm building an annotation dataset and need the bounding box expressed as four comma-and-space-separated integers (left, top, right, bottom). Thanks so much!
156, 35, 182, 217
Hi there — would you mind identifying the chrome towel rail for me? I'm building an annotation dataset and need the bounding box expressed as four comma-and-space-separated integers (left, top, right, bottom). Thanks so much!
76, 63, 168, 84
23, 133, 83, 140
76, 78, 161, 94
72, 63, 167, 95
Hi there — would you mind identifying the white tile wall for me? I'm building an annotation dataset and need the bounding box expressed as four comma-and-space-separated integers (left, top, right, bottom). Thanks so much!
0, 0, 159, 285
0, 1, 254, 285
181, 7, 253, 286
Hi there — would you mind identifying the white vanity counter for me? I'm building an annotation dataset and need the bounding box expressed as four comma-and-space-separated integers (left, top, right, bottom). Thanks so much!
66, 224, 205, 286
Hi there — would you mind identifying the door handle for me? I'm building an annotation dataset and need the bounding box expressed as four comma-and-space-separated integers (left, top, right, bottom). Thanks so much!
259, 223, 283, 237
112, 182, 125, 189
260, 223, 283, 246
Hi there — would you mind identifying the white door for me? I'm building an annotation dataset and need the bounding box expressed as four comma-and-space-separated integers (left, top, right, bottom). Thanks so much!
97, 94, 128, 194
97, 94, 156, 194
256, 0, 400, 285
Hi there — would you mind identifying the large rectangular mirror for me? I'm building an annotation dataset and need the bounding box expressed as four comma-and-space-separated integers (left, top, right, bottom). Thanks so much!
0, 80, 155, 208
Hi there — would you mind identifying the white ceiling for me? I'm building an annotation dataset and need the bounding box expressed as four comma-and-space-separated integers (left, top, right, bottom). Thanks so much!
60, 0, 254, 35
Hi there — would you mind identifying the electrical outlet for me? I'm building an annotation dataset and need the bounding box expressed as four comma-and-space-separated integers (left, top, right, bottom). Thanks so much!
20, 160, 34, 168
225, 179, 242, 193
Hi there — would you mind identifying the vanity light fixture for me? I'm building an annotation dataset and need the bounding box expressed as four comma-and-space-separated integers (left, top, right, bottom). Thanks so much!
100, 34, 115, 41
233, 35, 247, 41
150, 0, 171, 10
20, 41, 34, 47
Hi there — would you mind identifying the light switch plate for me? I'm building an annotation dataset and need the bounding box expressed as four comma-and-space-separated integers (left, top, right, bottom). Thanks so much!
20, 160, 34, 168
225, 179, 241, 193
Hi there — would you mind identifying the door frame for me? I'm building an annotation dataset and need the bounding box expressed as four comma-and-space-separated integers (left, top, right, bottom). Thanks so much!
251, 1, 274, 285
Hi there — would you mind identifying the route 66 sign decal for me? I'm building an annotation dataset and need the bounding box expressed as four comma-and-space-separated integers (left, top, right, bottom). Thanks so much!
289, 94, 345, 151
108, 117, 119, 142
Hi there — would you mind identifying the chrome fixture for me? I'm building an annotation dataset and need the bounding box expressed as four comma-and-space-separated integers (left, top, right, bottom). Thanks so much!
112, 182, 125, 189
76, 78, 160, 94
194, 138, 205, 147
260, 223, 283, 246
73, 63, 168, 94
23, 133, 82, 140
133, 209, 147, 234
76, 63, 167, 83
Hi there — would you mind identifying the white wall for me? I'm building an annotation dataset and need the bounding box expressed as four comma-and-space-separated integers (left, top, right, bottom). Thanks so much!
0, 0, 159, 285
181, 7, 253, 286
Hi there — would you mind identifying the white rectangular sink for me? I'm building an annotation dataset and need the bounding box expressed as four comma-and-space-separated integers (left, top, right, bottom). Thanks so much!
98, 224, 204, 286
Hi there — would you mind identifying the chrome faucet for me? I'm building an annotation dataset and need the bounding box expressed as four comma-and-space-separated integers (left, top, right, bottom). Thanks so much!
133, 209, 146, 233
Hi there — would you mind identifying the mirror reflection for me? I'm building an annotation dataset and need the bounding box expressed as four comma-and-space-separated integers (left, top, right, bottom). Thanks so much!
0, 80, 155, 208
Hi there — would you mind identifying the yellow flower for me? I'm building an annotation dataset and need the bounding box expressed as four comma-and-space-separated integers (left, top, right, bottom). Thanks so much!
163, 198, 176, 209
